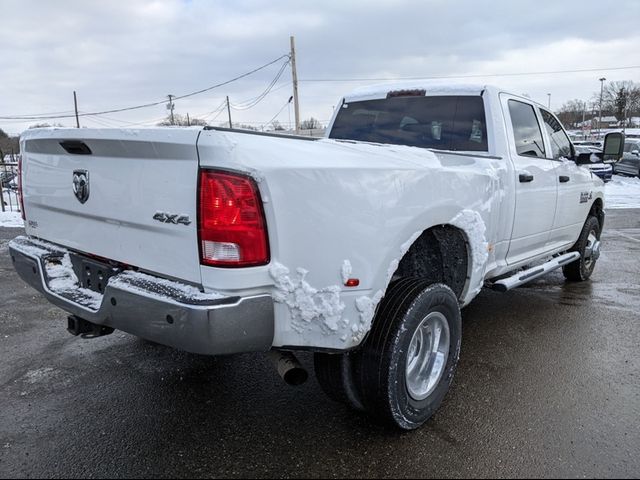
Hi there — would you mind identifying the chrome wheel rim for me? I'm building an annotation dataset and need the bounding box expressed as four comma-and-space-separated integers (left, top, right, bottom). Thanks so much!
405, 312, 451, 401
584, 230, 599, 269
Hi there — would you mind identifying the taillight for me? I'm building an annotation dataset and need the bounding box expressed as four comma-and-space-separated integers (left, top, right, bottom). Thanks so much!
198, 169, 269, 267
17, 154, 25, 220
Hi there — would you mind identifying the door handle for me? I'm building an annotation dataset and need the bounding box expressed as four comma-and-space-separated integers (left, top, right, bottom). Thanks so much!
519, 173, 534, 183
559, 176, 570, 183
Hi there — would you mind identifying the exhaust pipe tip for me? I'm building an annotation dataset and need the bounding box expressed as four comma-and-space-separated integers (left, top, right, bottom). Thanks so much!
282, 366, 308, 386
268, 350, 308, 386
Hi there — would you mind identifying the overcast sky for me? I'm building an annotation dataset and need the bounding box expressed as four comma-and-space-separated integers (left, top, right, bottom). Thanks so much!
1, 0, 639, 134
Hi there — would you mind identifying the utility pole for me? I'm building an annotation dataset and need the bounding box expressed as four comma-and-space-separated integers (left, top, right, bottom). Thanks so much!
167, 94, 175, 125
0, 148, 5, 212
0, 147, 5, 212
621, 87, 627, 134
598, 77, 606, 137
226, 96, 232, 129
186, 112, 191, 127
73, 91, 80, 128
290, 36, 300, 133
547, 93, 551, 109
582, 101, 587, 140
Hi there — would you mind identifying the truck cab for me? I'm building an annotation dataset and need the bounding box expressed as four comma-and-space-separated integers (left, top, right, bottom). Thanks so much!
327, 84, 601, 272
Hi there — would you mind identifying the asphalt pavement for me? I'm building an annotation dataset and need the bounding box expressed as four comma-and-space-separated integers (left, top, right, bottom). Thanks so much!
1, 210, 639, 478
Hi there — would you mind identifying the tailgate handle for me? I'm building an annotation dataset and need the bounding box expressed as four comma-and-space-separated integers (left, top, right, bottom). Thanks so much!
559, 175, 570, 183
59, 140, 92, 155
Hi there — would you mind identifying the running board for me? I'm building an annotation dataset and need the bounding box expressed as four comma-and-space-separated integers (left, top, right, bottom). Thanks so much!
491, 252, 581, 293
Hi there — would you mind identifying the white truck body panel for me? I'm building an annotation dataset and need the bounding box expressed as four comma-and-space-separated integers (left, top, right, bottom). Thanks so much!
21, 128, 202, 284
197, 131, 507, 348
17, 82, 604, 354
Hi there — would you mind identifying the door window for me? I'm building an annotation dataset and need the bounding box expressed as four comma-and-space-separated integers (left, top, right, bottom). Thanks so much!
540, 109, 572, 159
508, 100, 545, 158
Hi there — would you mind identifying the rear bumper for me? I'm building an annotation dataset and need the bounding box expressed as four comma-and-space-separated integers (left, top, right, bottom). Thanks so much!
8, 236, 274, 355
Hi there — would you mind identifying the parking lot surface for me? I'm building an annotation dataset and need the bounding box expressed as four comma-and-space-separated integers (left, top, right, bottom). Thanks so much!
1, 209, 639, 478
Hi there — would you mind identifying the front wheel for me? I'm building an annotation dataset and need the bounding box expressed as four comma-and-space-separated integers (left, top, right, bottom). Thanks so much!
563, 216, 601, 281
358, 279, 462, 430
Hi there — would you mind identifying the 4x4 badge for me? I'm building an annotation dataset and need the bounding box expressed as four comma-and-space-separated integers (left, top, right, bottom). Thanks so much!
153, 211, 191, 226
72, 170, 90, 204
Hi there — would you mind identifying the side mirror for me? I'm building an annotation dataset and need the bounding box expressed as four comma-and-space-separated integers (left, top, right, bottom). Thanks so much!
602, 132, 625, 161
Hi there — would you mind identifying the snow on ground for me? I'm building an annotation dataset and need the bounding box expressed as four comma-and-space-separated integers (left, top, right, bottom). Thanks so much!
0, 189, 24, 228
0, 211, 23, 228
605, 175, 640, 209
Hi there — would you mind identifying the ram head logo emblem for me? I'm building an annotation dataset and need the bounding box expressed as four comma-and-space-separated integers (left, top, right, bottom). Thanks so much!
72, 170, 90, 204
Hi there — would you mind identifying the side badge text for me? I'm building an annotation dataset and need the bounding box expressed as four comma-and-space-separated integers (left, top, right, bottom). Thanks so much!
153, 211, 191, 226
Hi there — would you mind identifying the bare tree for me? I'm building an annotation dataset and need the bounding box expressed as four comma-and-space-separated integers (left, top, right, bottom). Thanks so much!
556, 99, 588, 128
157, 114, 207, 127
601, 81, 640, 121
234, 123, 258, 131
214, 122, 258, 131
0, 128, 19, 156
28, 123, 65, 129
300, 117, 320, 130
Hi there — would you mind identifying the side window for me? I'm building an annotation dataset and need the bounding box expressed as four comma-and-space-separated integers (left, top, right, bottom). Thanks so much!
508, 100, 545, 158
540, 109, 572, 159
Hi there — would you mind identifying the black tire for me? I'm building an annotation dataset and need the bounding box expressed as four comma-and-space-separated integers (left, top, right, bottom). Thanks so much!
357, 279, 462, 430
314, 351, 365, 411
563, 216, 601, 282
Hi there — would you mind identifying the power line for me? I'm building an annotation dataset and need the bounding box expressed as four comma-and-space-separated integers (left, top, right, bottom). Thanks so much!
0, 54, 290, 120
171, 54, 289, 103
231, 59, 290, 110
270, 82, 293, 94
0, 109, 75, 117
197, 99, 230, 121
300, 65, 640, 83
207, 106, 228, 123
231, 60, 289, 108
264, 97, 293, 128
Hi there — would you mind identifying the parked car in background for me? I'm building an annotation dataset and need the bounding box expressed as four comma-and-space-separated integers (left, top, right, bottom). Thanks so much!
614, 139, 640, 177
574, 145, 612, 182
574, 140, 603, 149
623, 138, 640, 156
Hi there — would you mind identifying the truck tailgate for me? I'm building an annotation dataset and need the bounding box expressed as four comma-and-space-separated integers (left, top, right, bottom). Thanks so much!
20, 128, 203, 284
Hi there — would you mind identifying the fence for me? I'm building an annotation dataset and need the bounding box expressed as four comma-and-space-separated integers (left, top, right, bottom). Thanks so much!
1, 155, 20, 214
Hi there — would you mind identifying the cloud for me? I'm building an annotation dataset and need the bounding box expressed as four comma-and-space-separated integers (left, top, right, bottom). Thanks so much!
1, 0, 639, 134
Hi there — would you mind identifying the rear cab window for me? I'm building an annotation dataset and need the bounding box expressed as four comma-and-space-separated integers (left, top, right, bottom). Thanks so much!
329, 95, 488, 152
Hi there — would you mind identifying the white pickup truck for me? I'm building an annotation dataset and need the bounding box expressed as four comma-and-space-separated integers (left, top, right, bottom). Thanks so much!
10, 83, 624, 430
